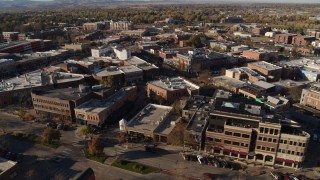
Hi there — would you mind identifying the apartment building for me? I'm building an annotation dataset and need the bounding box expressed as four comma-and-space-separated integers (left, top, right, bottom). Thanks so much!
300, 83, 320, 111
147, 77, 200, 104
274, 33, 296, 44
82, 22, 106, 31
0, 39, 53, 53
110, 20, 133, 31
292, 35, 316, 46
205, 98, 309, 168
225, 67, 266, 83
75, 86, 137, 126
247, 61, 282, 81
64, 43, 89, 51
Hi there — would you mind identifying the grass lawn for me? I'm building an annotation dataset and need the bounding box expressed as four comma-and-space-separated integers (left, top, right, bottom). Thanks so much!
84, 150, 108, 163
112, 159, 160, 174
11, 133, 60, 148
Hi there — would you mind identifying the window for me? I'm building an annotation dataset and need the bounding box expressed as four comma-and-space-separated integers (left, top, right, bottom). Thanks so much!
257, 146, 261, 149
224, 140, 231, 144
302, 143, 306, 147
225, 131, 232, 135
270, 129, 274, 134
280, 139, 283, 143
234, 133, 241, 137
278, 149, 281, 152
263, 137, 267, 141
207, 137, 213, 142
266, 147, 270, 151
260, 127, 264, 133
242, 134, 250, 138
296, 152, 300, 156
274, 129, 279, 135
258, 136, 263, 141
241, 143, 248, 147
273, 139, 277, 143
268, 138, 272, 142
289, 141, 293, 145
293, 142, 297, 146
215, 138, 221, 142
284, 140, 287, 144
281, 149, 285, 153
271, 148, 275, 152
299, 142, 302, 147
262, 146, 266, 150
232, 142, 240, 146
291, 151, 295, 155
264, 128, 269, 134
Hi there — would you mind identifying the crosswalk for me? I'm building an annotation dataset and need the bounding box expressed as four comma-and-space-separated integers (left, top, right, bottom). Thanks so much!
49, 166, 75, 180
72, 138, 84, 147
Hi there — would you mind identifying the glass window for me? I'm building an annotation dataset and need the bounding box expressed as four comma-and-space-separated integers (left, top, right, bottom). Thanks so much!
268, 138, 272, 142
273, 139, 277, 143
274, 129, 279, 135
260, 127, 264, 133
232, 142, 240, 146
234, 133, 241, 137
215, 138, 221, 142
225, 131, 232, 135
258, 136, 263, 140
293, 142, 297, 146
262, 146, 266, 150
224, 140, 231, 144
270, 129, 274, 134
242, 134, 250, 138
265, 128, 269, 134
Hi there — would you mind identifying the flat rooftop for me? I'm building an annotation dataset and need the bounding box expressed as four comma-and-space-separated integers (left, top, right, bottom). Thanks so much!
0, 69, 43, 92
186, 110, 208, 133
94, 66, 124, 77
75, 86, 135, 113
127, 104, 172, 133
119, 65, 142, 74
249, 61, 282, 71
149, 77, 199, 91
0, 157, 16, 175
211, 76, 246, 88
154, 115, 178, 136
184, 95, 214, 111
253, 81, 275, 90
127, 56, 147, 66
65, 59, 93, 66
33, 87, 90, 101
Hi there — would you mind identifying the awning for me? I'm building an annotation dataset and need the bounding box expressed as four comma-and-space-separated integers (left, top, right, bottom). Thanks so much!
223, 149, 231, 153
283, 159, 295, 164
213, 147, 222, 151
239, 152, 248, 156
275, 158, 284, 162
231, 150, 239, 154
294, 161, 300, 165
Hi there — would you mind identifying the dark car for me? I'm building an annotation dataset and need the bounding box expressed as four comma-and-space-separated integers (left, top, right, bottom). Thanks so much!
144, 145, 156, 152
230, 162, 241, 170
220, 160, 230, 168
212, 159, 221, 168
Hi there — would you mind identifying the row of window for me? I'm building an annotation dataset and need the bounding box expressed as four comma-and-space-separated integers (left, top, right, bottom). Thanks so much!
258, 136, 277, 143
256, 146, 275, 152
278, 148, 304, 156
224, 140, 249, 147
279, 139, 306, 147
34, 104, 69, 113
259, 127, 279, 135
225, 131, 250, 138
33, 98, 69, 108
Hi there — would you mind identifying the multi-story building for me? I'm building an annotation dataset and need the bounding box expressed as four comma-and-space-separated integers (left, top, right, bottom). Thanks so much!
292, 35, 316, 46
247, 61, 282, 81
308, 30, 320, 39
274, 33, 297, 44
300, 83, 320, 111
225, 67, 266, 83
75, 86, 137, 126
118, 65, 143, 84
93, 66, 125, 87
91, 46, 111, 58
172, 51, 230, 74
112, 46, 131, 60
64, 43, 89, 51
210, 41, 236, 52
83, 22, 106, 31
147, 77, 200, 104
0, 39, 52, 54
2, 32, 19, 42
205, 98, 309, 168
110, 20, 133, 31
252, 27, 272, 36
242, 49, 278, 62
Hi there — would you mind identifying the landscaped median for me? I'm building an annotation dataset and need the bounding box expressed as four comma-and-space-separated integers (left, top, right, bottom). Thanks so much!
11, 132, 60, 149
84, 149, 108, 163
112, 159, 160, 174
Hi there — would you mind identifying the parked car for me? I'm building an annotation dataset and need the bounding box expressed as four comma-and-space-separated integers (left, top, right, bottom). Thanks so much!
144, 144, 156, 152
220, 160, 230, 168
5, 152, 12, 159
197, 155, 205, 165
189, 155, 198, 161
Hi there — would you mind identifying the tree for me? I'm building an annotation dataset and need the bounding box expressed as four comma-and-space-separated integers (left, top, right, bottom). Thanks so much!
189, 34, 207, 48
41, 128, 61, 145
88, 137, 103, 156
78, 125, 92, 138
116, 132, 126, 144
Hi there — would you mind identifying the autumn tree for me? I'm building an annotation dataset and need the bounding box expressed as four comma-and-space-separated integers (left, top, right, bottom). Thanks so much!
88, 137, 103, 156
41, 128, 61, 145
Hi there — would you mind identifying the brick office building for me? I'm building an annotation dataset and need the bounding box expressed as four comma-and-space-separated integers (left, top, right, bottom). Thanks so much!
242, 49, 278, 61
292, 35, 316, 46
247, 61, 282, 81
274, 33, 297, 44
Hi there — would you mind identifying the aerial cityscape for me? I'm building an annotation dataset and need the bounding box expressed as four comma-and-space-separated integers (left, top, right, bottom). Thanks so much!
0, 0, 320, 180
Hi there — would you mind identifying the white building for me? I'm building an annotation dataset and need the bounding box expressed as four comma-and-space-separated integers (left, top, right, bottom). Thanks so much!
265, 32, 276, 38
113, 46, 131, 60
91, 46, 110, 58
